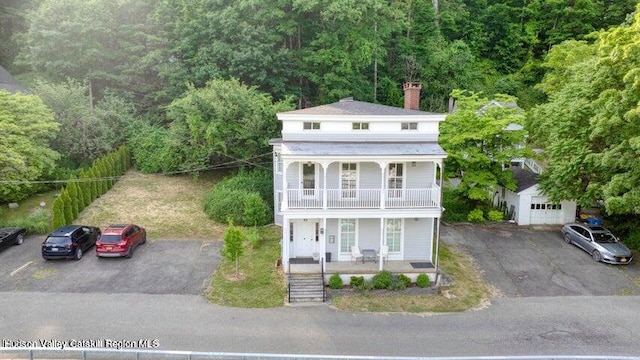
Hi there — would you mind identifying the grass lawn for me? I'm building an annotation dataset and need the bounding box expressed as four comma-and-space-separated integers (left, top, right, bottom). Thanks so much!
76, 170, 226, 240
206, 225, 287, 308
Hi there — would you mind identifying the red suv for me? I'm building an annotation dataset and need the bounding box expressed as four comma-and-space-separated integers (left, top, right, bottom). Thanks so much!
96, 224, 146, 258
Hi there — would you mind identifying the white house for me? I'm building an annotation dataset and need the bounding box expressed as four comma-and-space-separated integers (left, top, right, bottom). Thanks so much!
270, 83, 447, 296
494, 164, 576, 225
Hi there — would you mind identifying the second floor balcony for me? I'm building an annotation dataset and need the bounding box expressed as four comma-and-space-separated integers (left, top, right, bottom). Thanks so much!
284, 186, 440, 210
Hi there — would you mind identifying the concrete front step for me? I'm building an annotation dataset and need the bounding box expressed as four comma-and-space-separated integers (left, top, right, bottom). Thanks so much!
288, 274, 325, 303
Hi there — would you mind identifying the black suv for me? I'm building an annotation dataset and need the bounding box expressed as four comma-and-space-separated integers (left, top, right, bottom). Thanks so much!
42, 225, 101, 260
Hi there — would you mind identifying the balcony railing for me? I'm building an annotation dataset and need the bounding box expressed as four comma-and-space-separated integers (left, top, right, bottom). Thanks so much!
286, 187, 440, 209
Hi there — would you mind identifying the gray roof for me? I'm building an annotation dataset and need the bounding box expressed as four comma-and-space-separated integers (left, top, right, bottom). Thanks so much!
281, 141, 446, 157
511, 166, 538, 193
0, 65, 29, 94
281, 98, 444, 116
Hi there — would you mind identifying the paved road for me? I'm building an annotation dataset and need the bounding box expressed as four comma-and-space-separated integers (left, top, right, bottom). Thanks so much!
0, 235, 221, 294
441, 224, 640, 297
0, 292, 639, 357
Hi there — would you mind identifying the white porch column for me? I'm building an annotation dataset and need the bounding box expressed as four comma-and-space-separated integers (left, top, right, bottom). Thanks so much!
379, 217, 384, 271
377, 161, 388, 209
282, 218, 290, 273
282, 160, 292, 211
321, 217, 327, 270
321, 161, 330, 210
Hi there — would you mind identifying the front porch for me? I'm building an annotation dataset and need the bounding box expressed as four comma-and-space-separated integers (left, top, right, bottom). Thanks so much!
288, 258, 436, 280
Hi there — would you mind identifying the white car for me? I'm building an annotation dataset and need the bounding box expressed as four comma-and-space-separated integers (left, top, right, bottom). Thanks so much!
561, 223, 632, 264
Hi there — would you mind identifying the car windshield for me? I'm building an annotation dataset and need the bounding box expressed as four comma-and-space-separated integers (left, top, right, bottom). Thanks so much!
100, 234, 122, 243
45, 236, 70, 244
592, 232, 617, 243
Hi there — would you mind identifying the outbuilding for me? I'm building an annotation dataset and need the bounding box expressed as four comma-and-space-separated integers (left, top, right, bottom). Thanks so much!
495, 166, 576, 225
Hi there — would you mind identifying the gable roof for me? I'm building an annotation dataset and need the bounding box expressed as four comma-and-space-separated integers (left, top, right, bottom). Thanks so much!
281, 97, 443, 116
0, 65, 29, 94
511, 166, 538, 193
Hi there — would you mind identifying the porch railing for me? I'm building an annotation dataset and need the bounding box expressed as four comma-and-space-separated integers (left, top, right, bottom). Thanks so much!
286, 187, 440, 209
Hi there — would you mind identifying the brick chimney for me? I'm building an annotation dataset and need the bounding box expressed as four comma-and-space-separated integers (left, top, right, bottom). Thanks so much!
403, 82, 422, 110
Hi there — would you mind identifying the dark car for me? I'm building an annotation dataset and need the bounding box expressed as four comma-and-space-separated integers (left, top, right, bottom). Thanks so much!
95, 224, 146, 258
561, 223, 633, 264
0, 227, 27, 252
42, 225, 101, 260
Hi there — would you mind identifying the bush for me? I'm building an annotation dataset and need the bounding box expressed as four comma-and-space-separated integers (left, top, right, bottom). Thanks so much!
350, 276, 365, 289
328, 273, 343, 289
5, 208, 51, 234
397, 273, 412, 288
487, 210, 504, 222
416, 273, 431, 288
243, 193, 268, 227
246, 227, 261, 249
467, 208, 485, 223
371, 270, 393, 289
203, 188, 248, 225
442, 188, 472, 222
623, 228, 640, 251
389, 276, 407, 291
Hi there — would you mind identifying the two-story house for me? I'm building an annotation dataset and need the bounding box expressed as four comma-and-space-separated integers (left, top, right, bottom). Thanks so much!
270, 84, 447, 289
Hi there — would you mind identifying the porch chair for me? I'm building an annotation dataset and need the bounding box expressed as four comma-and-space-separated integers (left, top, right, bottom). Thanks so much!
351, 246, 363, 263
379, 245, 389, 261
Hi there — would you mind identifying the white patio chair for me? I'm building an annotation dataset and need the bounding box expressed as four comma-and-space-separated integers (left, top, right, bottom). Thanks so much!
379, 245, 389, 261
351, 246, 363, 263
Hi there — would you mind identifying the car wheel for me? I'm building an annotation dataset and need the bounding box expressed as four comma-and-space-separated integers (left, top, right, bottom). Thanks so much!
563, 233, 572, 244
15, 234, 24, 245
75, 247, 83, 260
592, 250, 602, 262
125, 246, 133, 258
142, 234, 147, 244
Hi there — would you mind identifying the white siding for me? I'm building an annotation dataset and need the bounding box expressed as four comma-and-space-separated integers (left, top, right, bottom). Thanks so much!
358, 218, 381, 250
403, 218, 433, 261
406, 162, 435, 189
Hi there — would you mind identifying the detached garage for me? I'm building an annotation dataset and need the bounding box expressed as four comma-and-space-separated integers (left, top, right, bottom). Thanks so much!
495, 166, 576, 226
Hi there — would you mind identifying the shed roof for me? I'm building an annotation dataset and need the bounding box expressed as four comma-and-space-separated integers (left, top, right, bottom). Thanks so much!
511, 166, 538, 193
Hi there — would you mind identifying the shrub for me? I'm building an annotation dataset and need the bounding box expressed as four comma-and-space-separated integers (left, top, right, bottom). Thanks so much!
7, 208, 51, 234
52, 196, 65, 228
328, 273, 343, 289
416, 273, 431, 288
243, 193, 268, 226
350, 276, 365, 289
61, 190, 73, 225
487, 210, 504, 222
467, 208, 485, 223
398, 273, 412, 288
246, 227, 261, 249
623, 228, 640, 251
389, 276, 408, 291
371, 270, 393, 289
203, 188, 248, 225
442, 188, 472, 222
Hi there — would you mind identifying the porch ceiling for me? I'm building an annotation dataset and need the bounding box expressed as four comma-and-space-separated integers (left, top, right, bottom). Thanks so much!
281, 141, 446, 157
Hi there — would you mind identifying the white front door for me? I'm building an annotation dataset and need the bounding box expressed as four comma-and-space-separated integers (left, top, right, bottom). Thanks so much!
294, 221, 317, 257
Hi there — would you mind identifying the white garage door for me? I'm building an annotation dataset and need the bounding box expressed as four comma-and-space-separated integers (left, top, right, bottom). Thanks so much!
530, 196, 563, 224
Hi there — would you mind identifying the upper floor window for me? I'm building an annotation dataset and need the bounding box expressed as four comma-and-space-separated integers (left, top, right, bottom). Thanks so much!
303, 122, 320, 130
352, 122, 369, 130
401, 122, 418, 130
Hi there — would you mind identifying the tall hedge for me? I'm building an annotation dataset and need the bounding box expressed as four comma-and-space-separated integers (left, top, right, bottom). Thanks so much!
52, 196, 66, 228
66, 182, 79, 218
61, 190, 73, 225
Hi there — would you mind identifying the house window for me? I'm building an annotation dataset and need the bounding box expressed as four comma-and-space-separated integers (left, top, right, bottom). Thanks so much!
352, 122, 369, 130
277, 191, 283, 214
303, 122, 320, 130
385, 219, 402, 253
339, 219, 356, 253
275, 152, 282, 173
341, 163, 357, 198
401, 122, 418, 130
388, 163, 404, 198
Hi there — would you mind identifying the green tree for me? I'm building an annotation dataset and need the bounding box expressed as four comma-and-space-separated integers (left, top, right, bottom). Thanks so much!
440, 90, 532, 204
61, 190, 74, 225
223, 221, 244, 277
530, 5, 640, 215
52, 195, 66, 228
242, 193, 268, 227
66, 182, 79, 218
0, 90, 60, 203
78, 170, 92, 208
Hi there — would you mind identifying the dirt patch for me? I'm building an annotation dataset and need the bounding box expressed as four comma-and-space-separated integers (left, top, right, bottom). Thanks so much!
75, 170, 225, 240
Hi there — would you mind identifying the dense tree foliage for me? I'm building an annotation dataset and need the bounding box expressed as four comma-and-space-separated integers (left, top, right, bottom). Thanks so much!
441, 90, 532, 204
529, 6, 640, 216
0, 90, 60, 203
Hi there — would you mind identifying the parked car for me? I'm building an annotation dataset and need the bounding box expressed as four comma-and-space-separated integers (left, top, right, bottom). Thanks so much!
0, 227, 27, 252
42, 225, 101, 260
96, 224, 146, 258
561, 223, 633, 264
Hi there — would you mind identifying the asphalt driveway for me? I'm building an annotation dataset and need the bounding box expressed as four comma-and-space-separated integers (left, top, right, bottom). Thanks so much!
0, 235, 221, 294
441, 223, 640, 297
